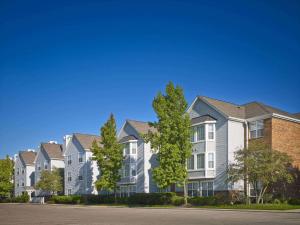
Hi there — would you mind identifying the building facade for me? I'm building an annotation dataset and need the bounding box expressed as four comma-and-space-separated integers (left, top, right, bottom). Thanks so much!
63, 133, 101, 195
14, 150, 36, 199
34, 142, 64, 196
186, 96, 300, 197
117, 119, 158, 196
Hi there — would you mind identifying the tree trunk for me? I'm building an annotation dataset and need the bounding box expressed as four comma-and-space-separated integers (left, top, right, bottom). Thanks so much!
183, 180, 188, 206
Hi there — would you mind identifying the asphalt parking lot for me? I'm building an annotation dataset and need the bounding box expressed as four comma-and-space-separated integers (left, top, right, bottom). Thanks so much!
0, 203, 299, 225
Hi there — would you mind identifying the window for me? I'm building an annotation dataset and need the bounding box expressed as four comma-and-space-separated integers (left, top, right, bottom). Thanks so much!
119, 185, 137, 197
67, 189, 72, 195
78, 174, 83, 181
191, 125, 205, 142
188, 182, 199, 197
17, 180, 19, 187
249, 120, 264, 139
67, 155, 72, 165
131, 142, 137, 155
197, 125, 205, 141
21, 168, 25, 174
78, 153, 83, 163
124, 143, 130, 155
207, 124, 215, 140
201, 181, 214, 197
124, 164, 130, 177
21, 179, 24, 187
44, 162, 48, 170
17, 168, 20, 175
187, 155, 194, 170
197, 154, 205, 169
208, 153, 214, 169
37, 163, 41, 171
67, 172, 72, 182
131, 163, 137, 176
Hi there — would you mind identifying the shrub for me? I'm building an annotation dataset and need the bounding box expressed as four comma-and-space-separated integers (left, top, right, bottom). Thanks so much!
288, 198, 300, 205
171, 196, 185, 206
11, 193, 30, 203
273, 199, 281, 204
128, 192, 176, 205
51, 195, 81, 204
188, 196, 218, 206
80, 195, 128, 204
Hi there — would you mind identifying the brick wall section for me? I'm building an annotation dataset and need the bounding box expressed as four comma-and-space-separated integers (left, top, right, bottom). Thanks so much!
270, 118, 300, 168
263, 118, 272, 147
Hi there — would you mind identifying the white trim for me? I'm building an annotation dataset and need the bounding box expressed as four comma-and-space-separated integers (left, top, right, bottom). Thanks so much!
245, 114, 272, 122
228, 117, 246, 122
186, 97, 199, 113
272, 113, 300, 123
191, 120, 216, 127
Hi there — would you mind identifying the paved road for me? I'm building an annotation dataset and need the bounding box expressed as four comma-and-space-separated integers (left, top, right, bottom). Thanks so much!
0, 204, 299, 225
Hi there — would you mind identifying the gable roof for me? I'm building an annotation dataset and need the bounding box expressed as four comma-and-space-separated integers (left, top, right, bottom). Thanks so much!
41, 143, 63, 160
191, 115, 217, 125
19, 151, 36, 166
198, 96, 245, 119
119, 135, 138, 143
127, 119, 157, 135
73, 133, 102, 150
194, 96, 299, 122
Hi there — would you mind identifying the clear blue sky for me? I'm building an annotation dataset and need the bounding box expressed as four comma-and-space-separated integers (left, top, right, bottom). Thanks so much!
0, 0, 299, 158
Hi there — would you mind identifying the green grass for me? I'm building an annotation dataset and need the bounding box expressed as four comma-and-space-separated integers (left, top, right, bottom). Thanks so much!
194, 204, 300, 210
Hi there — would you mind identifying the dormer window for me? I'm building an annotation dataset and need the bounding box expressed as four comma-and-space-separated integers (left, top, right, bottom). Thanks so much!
249, 120, 264, 139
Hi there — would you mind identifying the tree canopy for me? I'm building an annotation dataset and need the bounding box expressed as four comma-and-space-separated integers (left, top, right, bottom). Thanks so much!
228, 140, 293, 204
35, 168, 63, 195
92, 114, 123, 197
0, 156, 14, 198
145, 82, 192, 204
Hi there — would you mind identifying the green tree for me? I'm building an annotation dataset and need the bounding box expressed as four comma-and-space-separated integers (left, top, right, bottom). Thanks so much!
0, 155, 14, 198
92, 114, 123, 201
35, 168, 63, 195
145, 82, 192, 205
228, 140, 293, 204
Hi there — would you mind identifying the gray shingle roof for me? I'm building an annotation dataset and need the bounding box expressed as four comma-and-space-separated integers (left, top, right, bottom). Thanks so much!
127, 120, 157, 134
41, 143, 63, 160
74, 133, 102, 150
191, 115, 216, 125
198, 96, 299, 120
19, 151, 36, 165
119, 135, 138, 143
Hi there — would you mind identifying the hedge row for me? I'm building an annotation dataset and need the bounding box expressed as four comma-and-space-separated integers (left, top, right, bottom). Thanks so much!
48, 193, 224, 206
0, 193, 29, 203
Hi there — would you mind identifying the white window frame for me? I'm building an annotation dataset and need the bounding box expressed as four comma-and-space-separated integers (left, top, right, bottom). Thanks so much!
207, 152, 215, 169
187, 155, 195, 170
67, 189, 72, 195
249, 120, 264, 139
207, 124, 215, 141
196, 153, 205, 170
37, 163, 41, 171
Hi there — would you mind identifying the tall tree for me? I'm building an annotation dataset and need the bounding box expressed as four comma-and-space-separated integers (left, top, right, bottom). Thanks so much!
145, 82, 192, 205
92, 114, 123, 201
228, 140, 293, 204
35, 168, 63, 195
0, 155, 14, 198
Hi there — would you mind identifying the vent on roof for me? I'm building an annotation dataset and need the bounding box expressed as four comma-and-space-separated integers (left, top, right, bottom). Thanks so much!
48, 140, 58, 144
27, 149, 35, 152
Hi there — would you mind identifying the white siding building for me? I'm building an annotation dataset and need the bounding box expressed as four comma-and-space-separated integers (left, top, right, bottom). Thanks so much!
34, 142, 64, 196
117, 120, 158, 196
14, 150, 37, 199
63, 133, 101, 195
